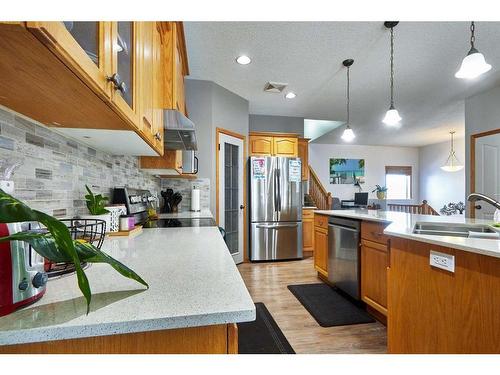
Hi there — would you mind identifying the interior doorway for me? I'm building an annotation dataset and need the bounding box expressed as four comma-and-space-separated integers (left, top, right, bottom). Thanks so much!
216, 128, 246, 264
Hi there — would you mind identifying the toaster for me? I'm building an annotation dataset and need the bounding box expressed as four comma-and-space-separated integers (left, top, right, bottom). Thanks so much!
0, 222, 47, 317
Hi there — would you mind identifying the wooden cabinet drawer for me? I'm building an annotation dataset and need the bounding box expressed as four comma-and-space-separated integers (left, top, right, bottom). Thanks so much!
302, 209, 314, 218
314, 214, 329, 230
361, 221, 389, 244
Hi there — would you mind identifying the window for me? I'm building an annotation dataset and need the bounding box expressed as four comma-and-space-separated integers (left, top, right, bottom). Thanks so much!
385, 166, 412, 200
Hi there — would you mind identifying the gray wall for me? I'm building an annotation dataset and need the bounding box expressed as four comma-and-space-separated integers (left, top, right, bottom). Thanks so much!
185, 79, 249, 215
465, 85, 500, 201
249, 114, 304, 137
0, 106, 160, 218
418, 138, 466, 212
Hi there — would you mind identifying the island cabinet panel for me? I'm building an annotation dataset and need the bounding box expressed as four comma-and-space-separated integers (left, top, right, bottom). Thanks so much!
387, 237, 500, 354
360, 239, 388, 316
302, 209, 314, 253
0, 324, 238, 354
249, 135, 274, 156
313, 214, 329, 277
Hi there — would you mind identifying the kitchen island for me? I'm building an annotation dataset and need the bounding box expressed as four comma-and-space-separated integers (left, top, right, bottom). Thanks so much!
314, 209, 500, 353
0, 227, 255, 354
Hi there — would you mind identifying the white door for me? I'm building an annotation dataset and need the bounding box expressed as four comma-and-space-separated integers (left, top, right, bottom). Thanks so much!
474, 133, 500, 220
218, 133, 244, 264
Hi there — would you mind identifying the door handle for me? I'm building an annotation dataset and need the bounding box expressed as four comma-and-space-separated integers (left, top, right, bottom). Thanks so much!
240, 205, 245, 210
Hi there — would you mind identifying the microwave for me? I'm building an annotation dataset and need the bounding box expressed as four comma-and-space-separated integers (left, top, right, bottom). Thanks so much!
182, 150, 198, 174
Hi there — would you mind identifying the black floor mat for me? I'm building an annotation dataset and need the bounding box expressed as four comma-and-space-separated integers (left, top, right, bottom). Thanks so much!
238, 302, 295, 354
287, 283, 375, 327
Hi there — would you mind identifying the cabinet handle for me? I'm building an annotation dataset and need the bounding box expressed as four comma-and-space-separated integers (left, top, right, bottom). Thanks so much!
106, 73, 127, 94
154, 132, 162, 141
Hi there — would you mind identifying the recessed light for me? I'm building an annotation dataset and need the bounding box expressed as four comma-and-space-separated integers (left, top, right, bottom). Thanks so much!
236, 55, 252, 65
285, 92, 297, 99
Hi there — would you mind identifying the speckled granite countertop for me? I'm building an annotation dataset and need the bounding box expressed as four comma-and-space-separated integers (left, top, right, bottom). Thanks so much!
314, 209, 500, 259
0, 227, 255, 346
157, 209, 213, 219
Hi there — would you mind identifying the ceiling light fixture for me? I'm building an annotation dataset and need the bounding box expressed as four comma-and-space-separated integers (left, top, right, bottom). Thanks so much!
382, 21, 402, 127
441, 131, 463, 172
236, 55, 252, 65
285, 92, 296, 99
341, 59, 355, 142
455, 22, 492, 79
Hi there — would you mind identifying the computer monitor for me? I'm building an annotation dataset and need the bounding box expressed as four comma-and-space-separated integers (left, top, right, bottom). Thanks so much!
354, 192, 368, 206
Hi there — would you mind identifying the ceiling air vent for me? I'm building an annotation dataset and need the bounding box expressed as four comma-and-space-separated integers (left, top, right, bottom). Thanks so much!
263, 81, 288, 93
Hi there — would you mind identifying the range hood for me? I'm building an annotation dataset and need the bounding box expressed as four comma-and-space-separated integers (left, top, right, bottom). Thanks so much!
163, 109, 197, 150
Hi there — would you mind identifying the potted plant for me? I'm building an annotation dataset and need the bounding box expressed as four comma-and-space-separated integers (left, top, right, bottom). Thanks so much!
0, 188, 147, 313
372, 185, 388, 200
81, 185, 111, 233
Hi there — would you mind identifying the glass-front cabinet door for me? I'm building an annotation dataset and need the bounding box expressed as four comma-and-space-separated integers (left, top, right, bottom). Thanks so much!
25, 22, 112, 97
109, 22, 139, 126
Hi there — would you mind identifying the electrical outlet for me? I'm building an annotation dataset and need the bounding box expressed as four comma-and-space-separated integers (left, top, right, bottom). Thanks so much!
430, 250, 455, 272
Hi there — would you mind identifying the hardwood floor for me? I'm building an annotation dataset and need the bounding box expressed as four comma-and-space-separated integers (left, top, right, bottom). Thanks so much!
238, 257, 387, 354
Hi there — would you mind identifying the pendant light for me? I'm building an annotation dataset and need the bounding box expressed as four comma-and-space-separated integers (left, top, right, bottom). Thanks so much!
441, 131, 463, 172
341, 59, 355, 142
382, 21, 402, 127
455, 22, 492, 79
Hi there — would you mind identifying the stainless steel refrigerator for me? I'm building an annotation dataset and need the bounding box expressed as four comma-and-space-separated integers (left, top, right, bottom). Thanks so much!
249, 156, 303, 261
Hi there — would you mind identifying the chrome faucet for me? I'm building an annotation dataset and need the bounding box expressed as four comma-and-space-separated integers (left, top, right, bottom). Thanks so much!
467, 193, 500, 210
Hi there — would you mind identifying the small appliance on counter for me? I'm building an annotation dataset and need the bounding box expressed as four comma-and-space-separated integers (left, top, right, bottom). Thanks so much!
112, 188, 157, 225
0, 222, 47, 317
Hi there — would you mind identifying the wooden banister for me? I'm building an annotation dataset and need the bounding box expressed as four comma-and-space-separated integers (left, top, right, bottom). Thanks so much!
308, 165, 333, 210
387, 200, 439, 216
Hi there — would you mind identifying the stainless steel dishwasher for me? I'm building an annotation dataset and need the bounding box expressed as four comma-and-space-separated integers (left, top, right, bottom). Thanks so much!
328, 216, 361, 300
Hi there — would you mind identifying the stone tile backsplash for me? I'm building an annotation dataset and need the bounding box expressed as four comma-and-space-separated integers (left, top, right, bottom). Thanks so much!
160, 178, 210, 212
0, 106, 161, 218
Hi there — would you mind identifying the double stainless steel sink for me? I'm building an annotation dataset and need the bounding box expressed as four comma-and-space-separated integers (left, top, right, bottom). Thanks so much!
413, 222, 499, 238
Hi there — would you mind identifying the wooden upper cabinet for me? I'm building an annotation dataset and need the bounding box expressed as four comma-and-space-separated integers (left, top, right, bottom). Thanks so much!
137, 22, 164, 154
109, 22, 140, 127
26, 22, 112, 99
273, 137, 298, 156
249, 135, 274, 156
160, 22, 189, 115
249, 132, 299, 157
298, 138, 309, 180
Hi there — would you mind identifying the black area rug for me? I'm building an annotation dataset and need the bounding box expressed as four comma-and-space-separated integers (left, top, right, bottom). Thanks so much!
238, 302, 295, 354
287, 283, 375, 327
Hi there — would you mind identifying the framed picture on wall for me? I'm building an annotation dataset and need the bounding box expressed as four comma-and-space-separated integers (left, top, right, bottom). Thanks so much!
329, 158, 365, 184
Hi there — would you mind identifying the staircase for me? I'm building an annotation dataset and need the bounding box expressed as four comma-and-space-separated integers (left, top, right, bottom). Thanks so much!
387, 200, 439, 215
308, 165, 333, 210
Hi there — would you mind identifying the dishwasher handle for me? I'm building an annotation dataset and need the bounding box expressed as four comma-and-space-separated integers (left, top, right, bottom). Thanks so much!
328, 223, 359, 232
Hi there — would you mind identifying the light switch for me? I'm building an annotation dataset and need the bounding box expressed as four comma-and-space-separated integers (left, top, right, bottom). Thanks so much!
430, 250, 455, 273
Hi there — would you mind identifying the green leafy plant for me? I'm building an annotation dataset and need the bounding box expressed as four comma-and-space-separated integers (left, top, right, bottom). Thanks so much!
372, 184, 388, 193
85, 185, 110, 215
0, 189, 148, 313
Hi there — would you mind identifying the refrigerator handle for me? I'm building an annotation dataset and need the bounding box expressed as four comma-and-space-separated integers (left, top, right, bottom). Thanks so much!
276, 168, 281, 211
273, 169, 279, 211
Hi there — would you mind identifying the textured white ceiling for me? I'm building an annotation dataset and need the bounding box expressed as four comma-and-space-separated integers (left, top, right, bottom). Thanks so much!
184, 22, 500, 146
